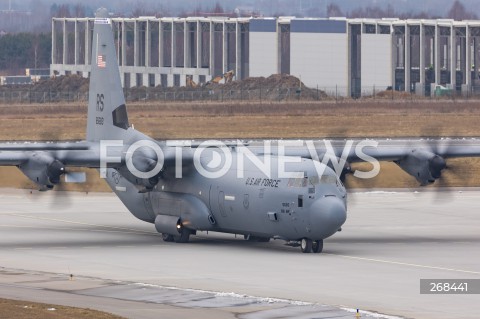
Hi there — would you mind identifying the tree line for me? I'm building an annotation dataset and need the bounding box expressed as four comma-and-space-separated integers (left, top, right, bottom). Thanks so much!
326, 0, 477, 19
0, 34, 51, 75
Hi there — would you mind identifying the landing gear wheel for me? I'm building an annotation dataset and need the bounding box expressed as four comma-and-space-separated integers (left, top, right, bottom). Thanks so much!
174, 228, 191, 243
300, 238, 313, 253
162, 233, 175, 242
312, 240, 324, 253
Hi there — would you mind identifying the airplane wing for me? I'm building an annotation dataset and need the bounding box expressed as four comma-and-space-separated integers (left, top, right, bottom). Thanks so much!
249, 138, 480, 159
2, 136, 480, 189
0, 141, 90, 151
0, 141, 119, 190
0, 140, 184, 191
246, 138, 480, 185
0, 142, 105, 167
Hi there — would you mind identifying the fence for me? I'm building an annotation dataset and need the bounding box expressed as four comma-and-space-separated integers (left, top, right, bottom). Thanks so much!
3, 85, 480, 104
0, 90, 88, 104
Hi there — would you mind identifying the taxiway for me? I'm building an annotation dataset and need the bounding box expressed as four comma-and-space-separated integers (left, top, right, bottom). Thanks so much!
0, 189, 478, 318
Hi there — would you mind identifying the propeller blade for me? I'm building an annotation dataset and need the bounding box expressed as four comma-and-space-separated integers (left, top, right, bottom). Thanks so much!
46, 166, 88, 208
49, 175, 72, 209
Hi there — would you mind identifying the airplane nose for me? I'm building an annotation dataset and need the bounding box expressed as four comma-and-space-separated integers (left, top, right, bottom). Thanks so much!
309, 196, 347, 238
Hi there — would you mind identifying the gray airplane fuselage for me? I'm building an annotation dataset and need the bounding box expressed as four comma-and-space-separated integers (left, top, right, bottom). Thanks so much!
104, 146, 347, 242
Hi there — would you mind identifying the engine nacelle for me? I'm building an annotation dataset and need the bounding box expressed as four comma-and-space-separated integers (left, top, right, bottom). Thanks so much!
18, 152, 65, 190
395, 149, 446, 186
151, 192, 215, 235
154, 215, 182, 235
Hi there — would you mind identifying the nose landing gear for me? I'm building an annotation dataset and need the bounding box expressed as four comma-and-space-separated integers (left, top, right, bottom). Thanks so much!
300, 238, 323, 253
312, 240, 323, 253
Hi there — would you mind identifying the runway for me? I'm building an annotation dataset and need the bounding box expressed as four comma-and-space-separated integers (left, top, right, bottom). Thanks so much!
0, 188, 478, 319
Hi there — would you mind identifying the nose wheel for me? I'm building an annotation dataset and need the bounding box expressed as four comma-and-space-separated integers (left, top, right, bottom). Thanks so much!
312, 240, 323, 253
300, 238, 312, 253
300, 238, 323, 253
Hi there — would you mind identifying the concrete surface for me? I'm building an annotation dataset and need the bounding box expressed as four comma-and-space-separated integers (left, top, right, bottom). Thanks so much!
0, 189, 478, 318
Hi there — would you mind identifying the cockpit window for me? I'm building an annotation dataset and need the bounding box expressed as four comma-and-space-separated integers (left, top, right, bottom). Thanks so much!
287, 178, 308, 188
287, 175, 339, 187
308, 175, 337, 185
288, 174, 343, 188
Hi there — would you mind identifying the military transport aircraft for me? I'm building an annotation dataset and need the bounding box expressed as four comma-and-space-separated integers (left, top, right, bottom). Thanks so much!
1, 8, 480, 253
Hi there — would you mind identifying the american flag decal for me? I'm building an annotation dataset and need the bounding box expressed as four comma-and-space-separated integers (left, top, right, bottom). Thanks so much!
97, 55, 106, 68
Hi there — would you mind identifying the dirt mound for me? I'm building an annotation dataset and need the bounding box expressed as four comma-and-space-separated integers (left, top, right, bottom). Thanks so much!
375, 90, 417, 100
125, 74, 329, 102
0, 74, 327, 103
32, 75, 89, 93
204, 74, 328, 101
0, 75, 89, 93
0, 75, 89, 103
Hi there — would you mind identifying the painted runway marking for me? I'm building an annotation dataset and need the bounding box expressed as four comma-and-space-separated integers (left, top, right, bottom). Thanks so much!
0, 224, 155, 237
324, 253, 480, 275
0, 283, 42, 290
3, 213, 159, 236
0, 225, 92, 231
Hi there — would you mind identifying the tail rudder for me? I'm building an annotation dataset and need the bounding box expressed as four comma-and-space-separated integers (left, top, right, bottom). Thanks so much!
86, 8, 129, 142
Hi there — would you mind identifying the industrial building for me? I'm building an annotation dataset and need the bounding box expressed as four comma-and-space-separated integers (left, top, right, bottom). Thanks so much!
51, 16, 480, 97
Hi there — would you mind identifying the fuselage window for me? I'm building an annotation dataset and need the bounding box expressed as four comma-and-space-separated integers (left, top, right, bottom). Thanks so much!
307, 175, 337, 185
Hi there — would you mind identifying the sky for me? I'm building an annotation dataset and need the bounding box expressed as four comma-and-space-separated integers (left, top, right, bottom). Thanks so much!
0, 0, 478, 16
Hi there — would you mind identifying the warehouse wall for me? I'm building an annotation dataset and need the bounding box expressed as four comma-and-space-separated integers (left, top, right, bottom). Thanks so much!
290, 20, 348, 95
249, 19, 278, 77
361, 33, 392, 94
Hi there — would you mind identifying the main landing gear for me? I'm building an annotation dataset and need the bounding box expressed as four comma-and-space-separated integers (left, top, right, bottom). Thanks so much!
300, 238, 323, 253
161, 228, 193, 243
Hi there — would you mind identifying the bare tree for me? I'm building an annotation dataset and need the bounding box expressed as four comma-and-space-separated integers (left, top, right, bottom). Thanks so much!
131, 2, 157, 17
350, 4, 396, 19
213, 3, 225, 14
447, 0, 477, 20
73, 4, 86, 18
326, 4, 343, 17
53, 4, 71, 18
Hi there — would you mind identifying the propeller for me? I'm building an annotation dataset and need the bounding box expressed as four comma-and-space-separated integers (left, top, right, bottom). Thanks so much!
428, 154, 446, 179
322, 136, 358, 206
329, 136, 356, 189
51, 175, 73, 208
20, 156, 88, 208
47, 159, 66, 185
420, 126, 462, 203
339, 161, 354, 186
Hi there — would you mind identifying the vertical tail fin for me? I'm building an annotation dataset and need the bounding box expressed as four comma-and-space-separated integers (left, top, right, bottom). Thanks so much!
86, 8, 129, 142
